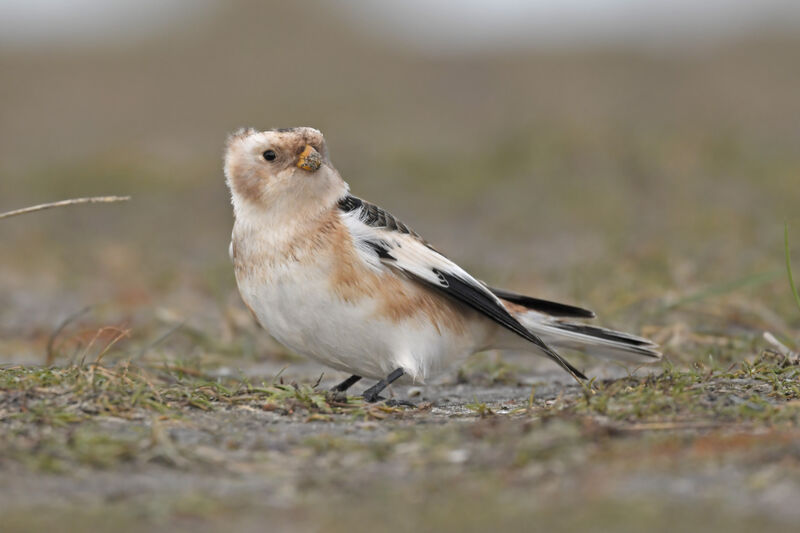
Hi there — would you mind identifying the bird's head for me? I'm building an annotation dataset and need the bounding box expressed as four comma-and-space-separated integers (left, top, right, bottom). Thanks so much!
224, 127, 345, 216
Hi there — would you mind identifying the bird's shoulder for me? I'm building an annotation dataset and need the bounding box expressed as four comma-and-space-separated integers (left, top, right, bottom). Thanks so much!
336, 194, 431, 246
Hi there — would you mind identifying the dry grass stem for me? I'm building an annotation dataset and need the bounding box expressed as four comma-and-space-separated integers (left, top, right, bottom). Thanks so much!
0, 196, 130, 220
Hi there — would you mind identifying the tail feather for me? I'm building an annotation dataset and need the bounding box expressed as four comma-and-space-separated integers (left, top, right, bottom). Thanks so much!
553, 322, 656, 348
519, 315, 661, 364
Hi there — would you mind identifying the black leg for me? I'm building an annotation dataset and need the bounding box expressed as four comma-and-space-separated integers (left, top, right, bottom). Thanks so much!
362, 368, 405, 403
331, 374, 362, 393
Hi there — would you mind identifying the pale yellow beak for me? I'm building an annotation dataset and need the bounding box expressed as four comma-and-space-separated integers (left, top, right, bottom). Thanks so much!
297, 145, 322, 172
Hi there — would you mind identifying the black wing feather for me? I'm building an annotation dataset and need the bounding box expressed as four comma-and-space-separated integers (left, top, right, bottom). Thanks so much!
489, 287, 596, 319
430, 270, 587, 380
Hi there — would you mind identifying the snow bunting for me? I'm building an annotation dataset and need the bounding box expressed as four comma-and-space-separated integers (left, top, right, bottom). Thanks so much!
225, 127, 660, 402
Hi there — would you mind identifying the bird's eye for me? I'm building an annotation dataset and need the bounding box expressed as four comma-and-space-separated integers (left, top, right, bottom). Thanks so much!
263, 150, 277, 161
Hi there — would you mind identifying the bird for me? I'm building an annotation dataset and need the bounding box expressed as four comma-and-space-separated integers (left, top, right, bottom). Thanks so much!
224, 126, 660, 403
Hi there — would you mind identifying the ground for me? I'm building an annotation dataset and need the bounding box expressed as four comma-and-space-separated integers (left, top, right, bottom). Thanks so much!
2, 347, 800, 533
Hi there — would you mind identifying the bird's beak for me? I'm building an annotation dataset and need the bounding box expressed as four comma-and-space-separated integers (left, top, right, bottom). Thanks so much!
296, 145, 322, 172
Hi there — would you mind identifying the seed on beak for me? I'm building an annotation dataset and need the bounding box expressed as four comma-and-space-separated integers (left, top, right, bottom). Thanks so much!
297, 145, 322, 172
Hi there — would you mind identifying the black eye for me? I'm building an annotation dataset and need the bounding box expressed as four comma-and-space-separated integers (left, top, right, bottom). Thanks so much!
263, 150, 277, 161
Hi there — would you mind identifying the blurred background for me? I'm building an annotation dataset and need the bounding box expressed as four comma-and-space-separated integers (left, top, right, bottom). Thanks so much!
1, 0, 799, 371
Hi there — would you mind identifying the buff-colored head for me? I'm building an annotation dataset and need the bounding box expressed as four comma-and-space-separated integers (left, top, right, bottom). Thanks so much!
224, 127, 345, 217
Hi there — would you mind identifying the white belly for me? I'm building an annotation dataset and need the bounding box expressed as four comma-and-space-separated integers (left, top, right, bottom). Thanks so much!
236, 259, 480, 382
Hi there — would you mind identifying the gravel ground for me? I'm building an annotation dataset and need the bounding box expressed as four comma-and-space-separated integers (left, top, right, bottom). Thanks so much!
3, 356, 800, 533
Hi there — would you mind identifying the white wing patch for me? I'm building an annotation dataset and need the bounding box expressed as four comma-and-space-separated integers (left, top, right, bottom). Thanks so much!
339, 207, 487, 296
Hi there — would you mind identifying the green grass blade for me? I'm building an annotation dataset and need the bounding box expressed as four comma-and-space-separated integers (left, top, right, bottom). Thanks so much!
785, 223, 800, 314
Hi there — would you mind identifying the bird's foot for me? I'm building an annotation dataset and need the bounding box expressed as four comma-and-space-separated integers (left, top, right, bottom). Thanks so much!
362, 392, 385, 403
383, 398, 416, 408
361, 368, 408, 405
362, 393, 415, 408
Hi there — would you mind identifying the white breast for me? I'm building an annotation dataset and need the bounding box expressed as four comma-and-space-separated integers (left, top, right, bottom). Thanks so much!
233, 249, 482, 382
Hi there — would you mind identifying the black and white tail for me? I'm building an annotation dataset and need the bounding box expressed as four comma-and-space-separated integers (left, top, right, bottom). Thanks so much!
520, 317, 661, 363
492, 286, 661, 364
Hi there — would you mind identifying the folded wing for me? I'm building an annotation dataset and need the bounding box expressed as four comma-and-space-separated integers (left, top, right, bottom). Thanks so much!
338, 195, 586, 380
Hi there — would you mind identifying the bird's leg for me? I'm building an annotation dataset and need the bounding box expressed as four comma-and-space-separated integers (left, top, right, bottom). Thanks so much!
330, 374, 362, 393
362, 368, 405, 403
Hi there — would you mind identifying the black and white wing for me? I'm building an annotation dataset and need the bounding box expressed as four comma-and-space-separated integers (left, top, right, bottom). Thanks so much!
337, 195, 587, 381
